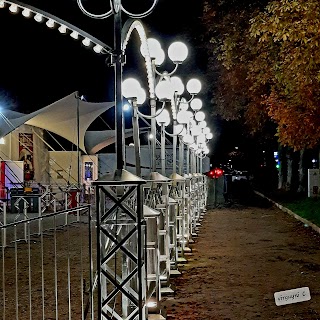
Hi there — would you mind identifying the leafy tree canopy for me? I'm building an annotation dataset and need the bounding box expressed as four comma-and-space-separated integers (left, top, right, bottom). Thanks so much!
203, 0, 320, 150
250, 0, 320, 150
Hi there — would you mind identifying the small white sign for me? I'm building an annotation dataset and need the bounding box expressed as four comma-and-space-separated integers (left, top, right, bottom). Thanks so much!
274, 287, 311, 306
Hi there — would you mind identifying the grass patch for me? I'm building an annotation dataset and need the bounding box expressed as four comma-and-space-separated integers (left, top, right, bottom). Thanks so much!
282, 197, 320, 227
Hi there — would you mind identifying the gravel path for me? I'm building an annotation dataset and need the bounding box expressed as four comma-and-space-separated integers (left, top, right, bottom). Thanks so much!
162, 202, 320, 320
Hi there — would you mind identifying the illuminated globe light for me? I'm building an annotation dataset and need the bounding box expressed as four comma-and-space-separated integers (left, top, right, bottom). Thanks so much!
206, 132, 213, 140
168, 41, 188, 63
191, 125, 202, 137
170, 76, 185, 95
177, 110, 193, 124
199, 120, 207, 128
122, 78, 142, 99
174, 124, 184, 135
189, 143, 198, 150
197, 133, 206, 143
155, 80, 174, 101
153, 48, 165, 66
141, 38, 165, 66
136, 88, 146, 105
186, 78, 201, 95
156, 108, 170, 126
190, 119, 196, 127
203, 147, 209, 155
179, 97, 189, 111
140, 41, 148, 57
195, 111, 205, 122
190, 98, 202, 111
182, 134, 194, 145
203, 127, 210, 135
0, 137, 4, 144
141, 38, 161, 57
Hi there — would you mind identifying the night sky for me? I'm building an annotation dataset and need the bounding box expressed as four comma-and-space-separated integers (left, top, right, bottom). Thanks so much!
0, 0, 205, 108
0, 0, 221, 162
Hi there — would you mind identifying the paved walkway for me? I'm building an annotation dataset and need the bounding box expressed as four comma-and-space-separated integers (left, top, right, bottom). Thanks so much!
162, 200, 320, 320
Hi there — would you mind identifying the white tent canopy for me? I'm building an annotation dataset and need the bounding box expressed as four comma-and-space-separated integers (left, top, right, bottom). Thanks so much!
25, 92, 114, 152
85, 127, 150, 154
0, 92, 152, 155
0, 110, 36, 138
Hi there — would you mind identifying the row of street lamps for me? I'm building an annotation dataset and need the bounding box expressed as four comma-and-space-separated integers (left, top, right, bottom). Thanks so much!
1, 0, 212, 319
122, 37, 212, 178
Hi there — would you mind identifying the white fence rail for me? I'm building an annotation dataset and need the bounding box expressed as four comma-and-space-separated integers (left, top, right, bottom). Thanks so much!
0, 204, 95, 320
0, 173, 208, 319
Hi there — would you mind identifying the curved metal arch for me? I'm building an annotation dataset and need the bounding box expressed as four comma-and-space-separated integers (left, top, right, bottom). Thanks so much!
122, 19, 155, 99
137, 101, 165, 119
76, 0, 159, 20
164, 124, 184, 138
77, 0, 113, 19
121, 0, 159, 19
4, 0, 113, 53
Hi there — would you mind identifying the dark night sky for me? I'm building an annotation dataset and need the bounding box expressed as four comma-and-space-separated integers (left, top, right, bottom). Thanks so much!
0, 0, 224, 163
0, 0, 205, 108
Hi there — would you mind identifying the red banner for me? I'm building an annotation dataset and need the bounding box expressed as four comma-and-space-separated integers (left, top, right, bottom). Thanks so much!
0, 161, 5, 198
19, 133, 34, 181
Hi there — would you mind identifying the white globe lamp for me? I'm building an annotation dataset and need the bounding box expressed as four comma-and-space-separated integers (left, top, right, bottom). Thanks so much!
156, 108, 171, 126
186, 78, 201, 95
195, 111, 205, 122
171, 76, 185, 95
155, 80, 174, 101
122, 78, 142, 99
190, 98, 203, 111
168, 41, 188, 63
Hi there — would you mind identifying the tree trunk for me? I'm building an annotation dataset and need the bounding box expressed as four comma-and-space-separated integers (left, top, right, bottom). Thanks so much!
278, 145, 287, 189
286, 149, 293, 191
297, 149, 306, 193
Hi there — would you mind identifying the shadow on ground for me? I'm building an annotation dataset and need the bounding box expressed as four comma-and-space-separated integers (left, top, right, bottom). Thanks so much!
208, 177, 273, 209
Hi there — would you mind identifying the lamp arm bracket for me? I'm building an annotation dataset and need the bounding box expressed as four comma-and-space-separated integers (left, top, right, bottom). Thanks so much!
155, 63, 179, 78
164, 125, 184, 137
178, 93, 196, 104
137, 102, 165, 119
163, 129, 176, 137
166, 63, 179, 77
137, 110, 156, 120
184, 94, 196, 104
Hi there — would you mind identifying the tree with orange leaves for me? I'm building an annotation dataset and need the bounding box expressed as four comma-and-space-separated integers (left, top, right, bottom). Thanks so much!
250, 0, 320, 150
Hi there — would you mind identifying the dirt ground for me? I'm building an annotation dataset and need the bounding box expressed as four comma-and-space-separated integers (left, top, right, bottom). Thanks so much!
161, 200, 320, 320
0, 215, 92, 320
3, 195, 320, 319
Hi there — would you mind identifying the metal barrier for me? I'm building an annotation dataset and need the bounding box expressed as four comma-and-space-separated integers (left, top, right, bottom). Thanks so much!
0, 204, 93, 320
0, 173, 209, 319
92, 170, 147, 320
